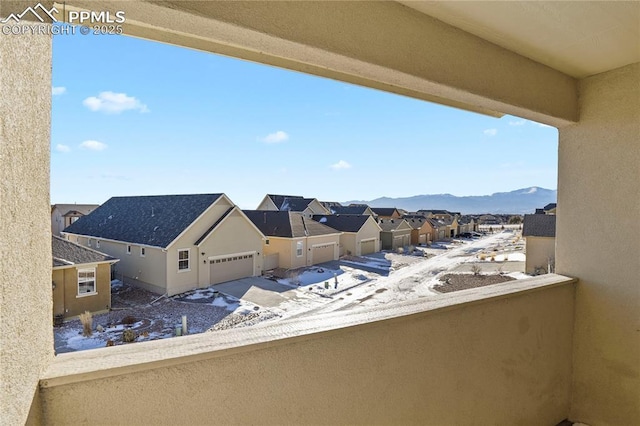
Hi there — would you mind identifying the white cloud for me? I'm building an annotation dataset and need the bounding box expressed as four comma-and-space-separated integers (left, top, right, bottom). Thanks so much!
79, 140, 107, 151
330, 160, 352, 170
52, 86, 66, 96
83, 91, 149, 114
483, 128, 498, 136
260, 130, 289, 144
55, 144, 70, 152
508, 119, 526, 126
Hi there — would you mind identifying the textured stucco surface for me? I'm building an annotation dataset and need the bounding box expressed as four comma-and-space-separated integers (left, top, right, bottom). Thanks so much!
40, 280, 575, 425
64, 0, 577, 125
557, 63, 640, 425
524, 236, 556, 274
0, 29, 53, 425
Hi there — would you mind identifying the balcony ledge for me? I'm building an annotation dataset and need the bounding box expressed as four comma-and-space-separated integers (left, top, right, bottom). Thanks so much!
41, 273, 576, 389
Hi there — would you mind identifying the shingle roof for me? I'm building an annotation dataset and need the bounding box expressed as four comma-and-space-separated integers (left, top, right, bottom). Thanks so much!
244, 210, 340, 238
523, 214, 556, 237
403, 217, 428, 230
371, 208, 398, 216
52, 236, 116, 267
52, 204, 99, 216
311, 215, 372, 233
543, 203, 557, 211
63, 194, 223, 248
427, 218, 444, 229
377, 218, 409, 232
281, 197, 315, 212
330, 205, 370, 215
265, 194, 302, 210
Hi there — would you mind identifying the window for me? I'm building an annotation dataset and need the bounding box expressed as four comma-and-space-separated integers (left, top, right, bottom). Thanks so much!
296, 241, 303, 257
126, 245, 131, 254
178, 249, 190, 271
77, 268, 96, 295
96, 240, 100, 249
140, 247, 146, 257
87, 239, 92, 247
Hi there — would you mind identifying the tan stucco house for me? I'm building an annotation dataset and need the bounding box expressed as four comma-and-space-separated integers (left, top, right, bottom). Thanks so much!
371, 207, 402, 219
523, 214, 556, 275
62, 194, 266, 296
244, 210, 342, 269
256, 194, 330, 217
52, 236, 118, 319
378, 218, 413, 250
312, 214, 381, 256
403, 216, 433, 245
51, 204, 99, 236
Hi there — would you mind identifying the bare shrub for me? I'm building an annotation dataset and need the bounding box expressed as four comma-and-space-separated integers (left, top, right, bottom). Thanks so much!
396, 247, 404, 254
490, 255, 495, 262
122, 329, 136, 343
503, 253, 509, 261
470, 264, 482, 276
121, 315, 136, 325
79, 311, 92, 337
479, 253, 486, 261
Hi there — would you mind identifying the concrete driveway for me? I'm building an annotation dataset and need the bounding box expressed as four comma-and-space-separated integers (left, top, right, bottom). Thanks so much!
212, 276, 301, 308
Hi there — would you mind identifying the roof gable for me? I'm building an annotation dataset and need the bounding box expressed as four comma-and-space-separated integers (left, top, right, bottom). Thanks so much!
377, 218, 411, 232
63, 194, 223, 248
52, 204, 99, 216
195, 207, 266, 246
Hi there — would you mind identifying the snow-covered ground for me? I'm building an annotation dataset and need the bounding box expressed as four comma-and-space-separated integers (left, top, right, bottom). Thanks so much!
55, 231, 529, 353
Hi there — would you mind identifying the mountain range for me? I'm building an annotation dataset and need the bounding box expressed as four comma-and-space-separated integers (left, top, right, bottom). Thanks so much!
345, 187, 557, 215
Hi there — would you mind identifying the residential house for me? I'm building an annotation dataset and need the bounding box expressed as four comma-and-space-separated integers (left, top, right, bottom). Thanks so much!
371, 207, 402, 219
522, 214, 556, 275
377, 218, 412, 250
256, 194, 330, 217
63, 194, 265, 296
418, 209, 455, 221
428, 218, 447, 241
244, 210, 342, 269
312, 214, 381, 256
457, 215, 477, 234
403, 216, 434, 245
52, 236, 118, 319
51, 204, 99, 236
543, 203, 557, 214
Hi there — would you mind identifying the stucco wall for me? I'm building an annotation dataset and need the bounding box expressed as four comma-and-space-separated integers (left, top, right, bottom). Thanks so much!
265, 237, 304, 269
39, 280, 575, 425
557, 62, 640, 425
0, 28, 53, 425
524, 236, 556, 274
52, 264, 112, 318
306, 234, 340, 265
79, 237, 166, 294
194, 209, 264, 291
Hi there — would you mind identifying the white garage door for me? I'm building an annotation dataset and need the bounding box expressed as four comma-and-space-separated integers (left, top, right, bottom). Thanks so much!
419, 234, 427, 244
393, 236, 403, 249
312, 243, 335, 264
209, 254, 254, 285
360, 239, 376, 255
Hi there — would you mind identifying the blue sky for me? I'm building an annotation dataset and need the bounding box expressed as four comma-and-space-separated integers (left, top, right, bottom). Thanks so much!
51, 28, 558, 209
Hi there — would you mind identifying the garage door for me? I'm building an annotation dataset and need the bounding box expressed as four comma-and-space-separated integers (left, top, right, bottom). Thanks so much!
393, 236, 403, 249
312, 243, 335, 264
360, 239, 376, 255
418, 234, 427, 245
209, 254, 254, 285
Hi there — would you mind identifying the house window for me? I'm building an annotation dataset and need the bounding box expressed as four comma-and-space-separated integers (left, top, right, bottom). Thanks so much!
296, 241, 303, 257
87, 239, 92, 247
140, 247, 146, 257
178, 249, 190, 271
126, 245, 131, 255
77, 268, 96, 295
96, 240, 100, 249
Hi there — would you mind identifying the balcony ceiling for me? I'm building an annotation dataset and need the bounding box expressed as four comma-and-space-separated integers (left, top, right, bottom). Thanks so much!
397, 1, 640, 79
